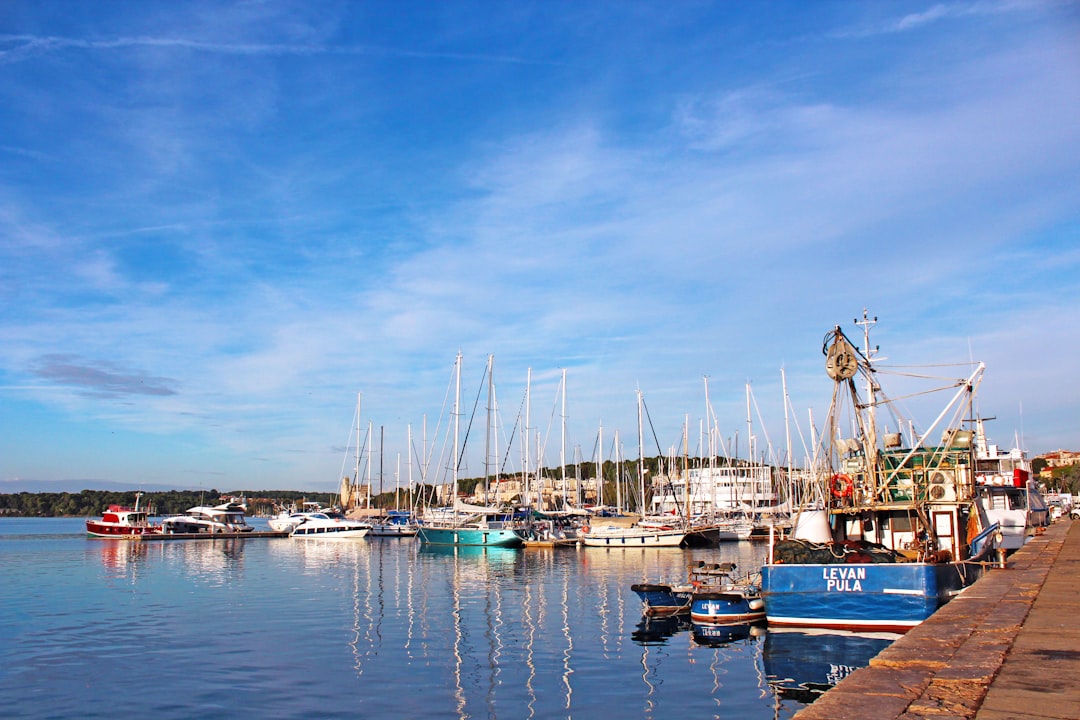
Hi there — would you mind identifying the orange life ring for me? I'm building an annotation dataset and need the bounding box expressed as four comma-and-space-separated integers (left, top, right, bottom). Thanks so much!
830, 473, 854, 498
582, 525, 591, 534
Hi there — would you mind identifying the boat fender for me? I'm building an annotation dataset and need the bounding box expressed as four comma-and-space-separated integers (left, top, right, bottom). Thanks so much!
830, 473, 854, 498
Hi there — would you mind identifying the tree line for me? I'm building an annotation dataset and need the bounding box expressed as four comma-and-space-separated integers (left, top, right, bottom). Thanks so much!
0, 489, 336, 518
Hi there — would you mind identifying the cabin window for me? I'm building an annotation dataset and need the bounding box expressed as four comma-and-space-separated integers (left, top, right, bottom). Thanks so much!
889, 515, 913, 533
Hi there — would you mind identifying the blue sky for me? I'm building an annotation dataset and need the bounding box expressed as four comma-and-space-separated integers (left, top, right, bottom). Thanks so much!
1, 1, 1077, 493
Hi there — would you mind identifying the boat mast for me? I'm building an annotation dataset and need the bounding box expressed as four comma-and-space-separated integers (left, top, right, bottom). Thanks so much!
408, 424, 414, 513
683, 414, 691, 521
782, 367, 794, 510
355, 392, 362, 509
453, 352, 461, 506
597, 421, 604, 509
614, 429, 623, 513
855, 309, 880, 498
483, 354, 494, 506
560, 368, 567, 508
524, 367, 532, 510
705, 376, 717, 518
366, 420, 373, 509
637, 389, 646, 520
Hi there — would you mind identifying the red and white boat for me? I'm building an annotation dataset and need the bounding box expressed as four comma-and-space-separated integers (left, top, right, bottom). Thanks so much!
86, 494, 161, 537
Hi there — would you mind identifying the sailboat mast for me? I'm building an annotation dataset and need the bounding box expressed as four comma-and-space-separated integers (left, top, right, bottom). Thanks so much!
705, 376, 717, 517
366, 420, 373, 509
408, 424, 414, 513
637, 389, 646, 520
524, 367, 531, 508
453, 352, 461, 504
782, 366, 794, 510
614, 429, 623, 513
597, 422, 604, 509
683, 415, 691, 520
560, 368, 567, 507
483, 354, 494, 505
355, 392, 362, 508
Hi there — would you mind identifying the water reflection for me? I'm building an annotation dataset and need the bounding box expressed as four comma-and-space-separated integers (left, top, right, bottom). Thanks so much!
692, 620, 766, 648
94, 539, 152, 580
632, 614, 690, 645
764, 628, 900, 703
73, 530, 808, 718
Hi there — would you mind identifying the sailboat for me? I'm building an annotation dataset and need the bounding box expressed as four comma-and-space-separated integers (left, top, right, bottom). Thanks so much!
581, 390, 688, 548
369, 429, 420, 537
417, 353, 526, 548
761, 311, 999, 633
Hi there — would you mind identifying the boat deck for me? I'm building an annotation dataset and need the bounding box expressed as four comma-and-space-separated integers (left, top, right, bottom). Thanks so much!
523, 538, 579, 548
794, 518, 1080, 719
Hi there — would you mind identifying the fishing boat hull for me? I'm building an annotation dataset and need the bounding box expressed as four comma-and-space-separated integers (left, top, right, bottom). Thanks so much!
417, 526, 525, 548
630, 583, 693, 616
690, 590, 766, 624
761, 561, 981, 633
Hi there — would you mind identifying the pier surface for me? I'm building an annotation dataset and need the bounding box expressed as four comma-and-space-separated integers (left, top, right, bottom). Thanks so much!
796, 519, 1080, 719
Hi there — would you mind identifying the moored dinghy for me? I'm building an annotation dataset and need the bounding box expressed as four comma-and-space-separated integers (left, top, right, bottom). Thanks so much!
689, 564, 765, 624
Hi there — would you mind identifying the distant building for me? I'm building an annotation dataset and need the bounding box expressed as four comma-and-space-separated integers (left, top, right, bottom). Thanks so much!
339, 476, 371, 510
1038, 450, 1080, 468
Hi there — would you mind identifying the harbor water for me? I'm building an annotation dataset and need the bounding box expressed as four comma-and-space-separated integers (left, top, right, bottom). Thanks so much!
0, 518, 885, 719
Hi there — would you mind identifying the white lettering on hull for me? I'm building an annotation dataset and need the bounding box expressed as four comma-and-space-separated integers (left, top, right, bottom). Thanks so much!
821, 566, 867, 592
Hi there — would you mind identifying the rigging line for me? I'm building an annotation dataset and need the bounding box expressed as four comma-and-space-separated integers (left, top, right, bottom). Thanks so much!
870, 383, 968, 406
497, 386, 528, 475
456, 359, 488, 474
640, 394, 684, 518
875, 362, 978, 369
748, 384, 777, 465
877, 369, 973, 381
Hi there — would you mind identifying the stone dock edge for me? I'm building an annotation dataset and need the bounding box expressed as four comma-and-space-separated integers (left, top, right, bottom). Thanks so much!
794, 519, 1080, 720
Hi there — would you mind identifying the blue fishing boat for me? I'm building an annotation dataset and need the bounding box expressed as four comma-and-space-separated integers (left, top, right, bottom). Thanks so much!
690, 586, 765, 624
761, 312, 998, 633
631, 561, 743, 616
687, 563, 765, 624
630, 582, 694, 616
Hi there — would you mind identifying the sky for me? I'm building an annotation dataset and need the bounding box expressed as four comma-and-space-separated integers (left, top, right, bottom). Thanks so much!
1, 1, 1078, 494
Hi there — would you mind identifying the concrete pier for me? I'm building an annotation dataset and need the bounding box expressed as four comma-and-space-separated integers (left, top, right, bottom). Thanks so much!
795, 519, 1080, 719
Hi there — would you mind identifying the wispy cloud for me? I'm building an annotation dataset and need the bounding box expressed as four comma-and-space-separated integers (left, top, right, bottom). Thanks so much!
0, 33, 559, 66
832, 0, 1049, 38
31, 355, 178, 398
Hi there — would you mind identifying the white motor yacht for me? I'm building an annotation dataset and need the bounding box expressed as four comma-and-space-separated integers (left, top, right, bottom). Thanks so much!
161, 502, 254, 534
290, 512, 372, 539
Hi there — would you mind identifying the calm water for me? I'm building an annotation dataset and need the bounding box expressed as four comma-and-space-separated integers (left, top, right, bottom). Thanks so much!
0, 518, 884, 719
